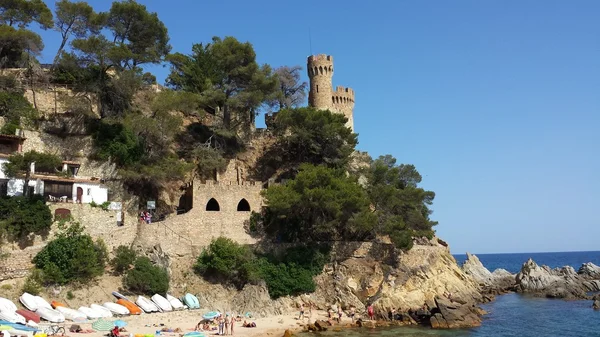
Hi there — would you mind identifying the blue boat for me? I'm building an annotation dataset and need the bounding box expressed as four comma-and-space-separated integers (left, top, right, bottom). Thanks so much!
183, 332, 205, 337
202, 311, 220, 320
182, 293, 199, 309
0, 321, 40, 332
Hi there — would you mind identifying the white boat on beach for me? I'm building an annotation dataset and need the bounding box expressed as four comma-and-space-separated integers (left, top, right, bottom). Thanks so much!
0, 310, 26, 324
0, 298, 18, 312
55, 306, 87, 321
90, 304, 113, 318
19, 293, 38, 311
151, 294, 172, 312
78, 306, 103, 319
103, 302, 129, 316
33, 296, 52, 310
166, 294, 185, 310
136, 296, 159, 313
36, 307, 65, 323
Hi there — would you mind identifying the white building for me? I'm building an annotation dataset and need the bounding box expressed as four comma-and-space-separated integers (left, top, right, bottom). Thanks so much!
0, 133, 108, 204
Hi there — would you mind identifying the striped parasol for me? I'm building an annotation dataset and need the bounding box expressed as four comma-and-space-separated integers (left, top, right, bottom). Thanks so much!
92, 319, 114, 331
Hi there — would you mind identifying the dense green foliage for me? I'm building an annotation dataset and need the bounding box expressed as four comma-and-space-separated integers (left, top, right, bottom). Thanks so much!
123, 257, 169, 295
194, 237, 257, 287
261, 107, 357, 178
194, 237, 328, 298
92, 121, 142, 166
166, 36, 277, 130
33, 223, 108, 285
0, 195, 52, 238
259, 164, 375, 242
365, 155, 438, 249
109, 245, 137, 273
0, 90, 37, 132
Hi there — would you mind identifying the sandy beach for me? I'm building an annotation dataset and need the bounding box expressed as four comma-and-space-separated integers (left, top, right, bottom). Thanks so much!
41, 309, 335, 337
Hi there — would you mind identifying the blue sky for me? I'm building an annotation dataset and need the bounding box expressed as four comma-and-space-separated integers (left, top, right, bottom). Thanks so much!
33, 1, 600, 254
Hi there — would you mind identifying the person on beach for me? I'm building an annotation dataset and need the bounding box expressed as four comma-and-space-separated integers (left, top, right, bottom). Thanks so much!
230, 314, 235, 335
350, 306, 356, 323
225, 314, 230, 335
298, 303, 305, 321
337, 306, 343, 323
367, 304, 374, 321
218, 315, 225, 335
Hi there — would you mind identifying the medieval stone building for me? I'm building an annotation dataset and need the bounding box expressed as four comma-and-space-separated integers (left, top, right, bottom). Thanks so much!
307, 54, 355, 131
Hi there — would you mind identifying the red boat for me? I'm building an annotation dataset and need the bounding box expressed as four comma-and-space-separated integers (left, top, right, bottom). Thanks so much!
16, 309, 40, 323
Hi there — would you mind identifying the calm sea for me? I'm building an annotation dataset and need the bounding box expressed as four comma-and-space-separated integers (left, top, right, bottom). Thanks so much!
299, 251, 600, 337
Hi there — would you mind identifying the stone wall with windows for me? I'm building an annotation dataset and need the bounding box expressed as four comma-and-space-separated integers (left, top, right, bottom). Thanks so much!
135, 180, 263, 255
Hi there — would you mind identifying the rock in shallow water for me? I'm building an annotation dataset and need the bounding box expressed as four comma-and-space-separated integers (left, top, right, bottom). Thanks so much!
429, 297, 482, 329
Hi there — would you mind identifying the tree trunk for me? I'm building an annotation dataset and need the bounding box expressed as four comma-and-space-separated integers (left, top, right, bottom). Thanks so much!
22, 169, 30, 197
223, 104, 231, 130
52, 37, 69, 68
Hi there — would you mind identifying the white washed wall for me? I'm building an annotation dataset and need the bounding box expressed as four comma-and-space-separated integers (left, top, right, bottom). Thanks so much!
73, 182, 108, 204
0, 157, 8, 179
8, 178, 44, 196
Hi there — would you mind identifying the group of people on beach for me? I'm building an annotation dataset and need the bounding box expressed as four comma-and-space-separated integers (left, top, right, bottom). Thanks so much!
196, 313, 256, 336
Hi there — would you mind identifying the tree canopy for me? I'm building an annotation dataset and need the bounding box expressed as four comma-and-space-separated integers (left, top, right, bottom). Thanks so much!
0, 0, 53, 29
52, 0, 99, 65
364, 155, 438, 248
260, 164, 375, 243
166, 36, 277, 130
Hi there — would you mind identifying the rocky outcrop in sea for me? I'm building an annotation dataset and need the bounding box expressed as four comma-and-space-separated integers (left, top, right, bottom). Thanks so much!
514, 259, 600, 299
461, 254, 600, 302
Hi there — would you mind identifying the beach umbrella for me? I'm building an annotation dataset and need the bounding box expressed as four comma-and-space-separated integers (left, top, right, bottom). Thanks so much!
202, 311, 219, 320
113, 320, 127, 328
92, 319, 114, 331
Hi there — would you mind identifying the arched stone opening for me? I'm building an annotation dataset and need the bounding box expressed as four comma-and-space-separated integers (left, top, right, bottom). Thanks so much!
237, 198, 251, 212
206, 198, 220, 211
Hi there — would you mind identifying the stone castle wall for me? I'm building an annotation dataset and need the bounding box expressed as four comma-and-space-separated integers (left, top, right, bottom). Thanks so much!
135, 180, 262, 256
0, 203, 138, 281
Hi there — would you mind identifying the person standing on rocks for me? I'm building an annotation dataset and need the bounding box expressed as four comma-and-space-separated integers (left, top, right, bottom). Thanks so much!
367, 304, 374, 321
298, 303, 305, 321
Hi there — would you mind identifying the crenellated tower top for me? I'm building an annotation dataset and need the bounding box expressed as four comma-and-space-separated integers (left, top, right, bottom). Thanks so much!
307, 54, 354, 131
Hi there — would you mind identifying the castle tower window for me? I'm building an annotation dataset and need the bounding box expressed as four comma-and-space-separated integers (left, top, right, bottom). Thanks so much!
316, 85, 319, 93
206, 198, 220, 211
237, 198, 251, 212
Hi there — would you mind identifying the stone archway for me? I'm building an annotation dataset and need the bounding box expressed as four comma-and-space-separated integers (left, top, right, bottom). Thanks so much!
206, 198, 220, 211
237, 198, 250, 212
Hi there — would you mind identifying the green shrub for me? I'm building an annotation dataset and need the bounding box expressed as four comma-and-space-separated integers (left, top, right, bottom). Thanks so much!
66, 290, 74, 300
194, 238, 329, 298
254, 259, 316, 298
110, 245, 137, 274
194, 237, 257, 288
123, 257, 169, 295
0, 196, 52, 238
90, 200, 111, 211
91, 121, 143, 167
32, 223, 108, 285
255, 245, 329, 299
22, 269, 43, 295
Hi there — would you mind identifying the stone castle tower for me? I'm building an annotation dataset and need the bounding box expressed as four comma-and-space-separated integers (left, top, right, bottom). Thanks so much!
307, 54, 355, 131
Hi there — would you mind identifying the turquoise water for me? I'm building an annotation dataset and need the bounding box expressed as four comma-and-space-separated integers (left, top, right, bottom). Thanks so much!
299, 251, 600, 337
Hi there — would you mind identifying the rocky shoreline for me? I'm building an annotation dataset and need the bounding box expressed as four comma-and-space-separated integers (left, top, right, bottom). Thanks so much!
284, 253, 600, 336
